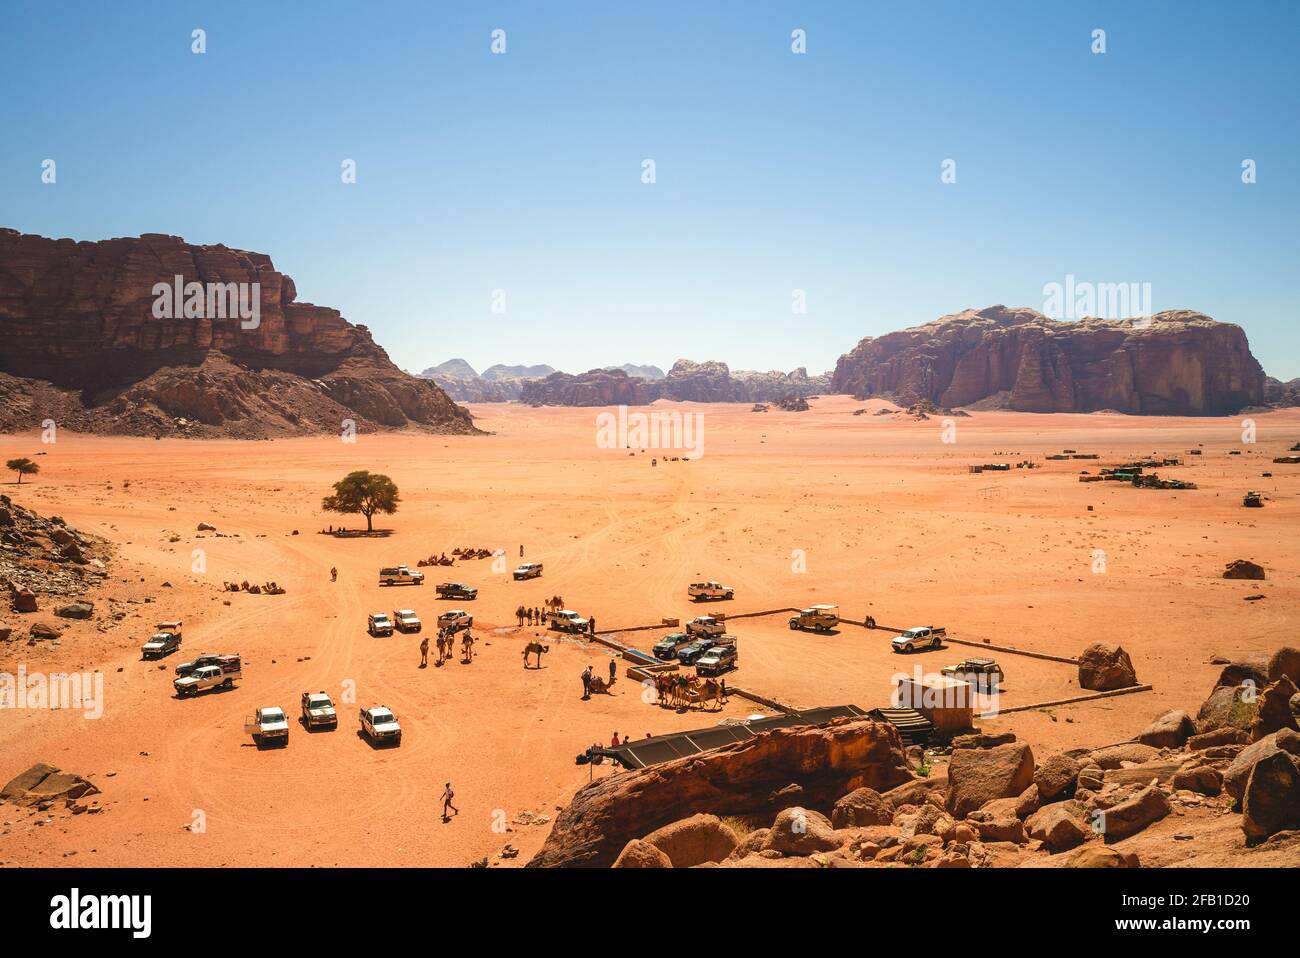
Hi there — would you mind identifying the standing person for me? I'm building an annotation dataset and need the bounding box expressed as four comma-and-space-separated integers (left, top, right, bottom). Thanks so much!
608, 658, 617, 686
589, 616, 597, 635
330, 566, 337, 582
611, 732, 621, 747
516, 605, 525, 627
419, 634, 429, 668
441, 782, 458, 822
519, 544, 524, 558
581, 666, 593, 700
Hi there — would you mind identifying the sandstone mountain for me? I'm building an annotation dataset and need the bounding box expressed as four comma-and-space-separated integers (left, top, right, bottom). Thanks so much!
520, 359, 831, 406
606, 363, 665, 380
831, 306, 1266, 415
0, 229, 476, 438
419, 360, 555, 402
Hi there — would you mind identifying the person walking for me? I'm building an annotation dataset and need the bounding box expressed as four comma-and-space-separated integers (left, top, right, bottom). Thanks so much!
581, 665, 593, 700
441, 782, 458, 822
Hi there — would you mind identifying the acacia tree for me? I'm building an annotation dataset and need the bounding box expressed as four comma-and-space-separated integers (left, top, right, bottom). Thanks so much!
321, 470, 399, 532
6, 458, 39, 485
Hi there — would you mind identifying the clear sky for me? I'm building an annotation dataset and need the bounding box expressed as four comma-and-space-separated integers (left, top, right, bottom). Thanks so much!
2, 1, 1297, 377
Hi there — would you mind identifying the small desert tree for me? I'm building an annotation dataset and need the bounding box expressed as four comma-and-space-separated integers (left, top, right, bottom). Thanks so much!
7, 458, 39, 485
321, 470, 399, 532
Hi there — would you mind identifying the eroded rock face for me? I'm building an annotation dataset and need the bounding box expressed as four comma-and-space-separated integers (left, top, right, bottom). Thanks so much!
0, 229, 475, 437
527, 718, 913, 868
831, 306, 1265, 415
518, 360, 831, 406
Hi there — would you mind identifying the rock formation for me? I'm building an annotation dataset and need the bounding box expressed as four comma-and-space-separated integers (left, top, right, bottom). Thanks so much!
0, 229, 476, 437
419, 359, 553, 402
831, 306, 1266, 415
527, 717, 912, 867
519, 359, 831, 406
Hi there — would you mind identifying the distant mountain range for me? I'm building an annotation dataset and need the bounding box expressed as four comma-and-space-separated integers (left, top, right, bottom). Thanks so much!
419, 360, 667, 401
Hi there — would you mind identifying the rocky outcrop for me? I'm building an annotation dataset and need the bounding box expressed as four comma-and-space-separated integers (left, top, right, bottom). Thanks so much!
1, 495, 110, 607
527, 718, 912, 867
1263, 376, 1300, 408
0, 229, 475, 437
521, 368, 659, 407
1078, 643, 1138, 691
518, 360, 831, 406
831, 306, 1266, 415
1, 763, 99, 806
420, 360, 555, 402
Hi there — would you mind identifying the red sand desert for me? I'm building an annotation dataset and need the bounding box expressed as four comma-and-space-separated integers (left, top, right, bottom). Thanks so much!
2, 396, 1297, 866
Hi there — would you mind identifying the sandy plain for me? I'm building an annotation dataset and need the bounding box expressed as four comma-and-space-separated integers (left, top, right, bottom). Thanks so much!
1, 395, 1297, 867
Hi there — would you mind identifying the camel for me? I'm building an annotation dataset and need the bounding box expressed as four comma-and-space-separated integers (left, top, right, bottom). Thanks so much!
654, 673, 676, 706
461, 632, 475, 663
587, 673, 616, 695
690, 678, 725, 712
522, 642, 549, 669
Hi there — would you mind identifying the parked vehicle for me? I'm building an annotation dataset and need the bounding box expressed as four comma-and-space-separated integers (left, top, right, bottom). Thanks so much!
359, 706, 401, 745
941, 658, 1004, 688
367, 612, 395, 636
695, 644, 738, 676
244, 706, 289, 745
891, 626, 947, 653
652, 632, 693, 660
513, 562, 543, 580
174, 655, 241, 696
676, 639, 716, 665
142, 629, 182, 659
378, 566, 424, 587
548, 609, 589, 634
789, 604, 839, 633
688, 581, 734, 601
392, 609, 422, 633
435, 582, 478, 600
175, 652, 222, 677
685, 615, 726, 638
437, 609, 473, 632
301, 691, 338, 729
1243, 491, 1263, 508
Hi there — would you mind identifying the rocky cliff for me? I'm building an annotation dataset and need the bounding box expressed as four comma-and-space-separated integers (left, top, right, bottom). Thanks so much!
419, 359, 555, 402
831, 306, 1266, 415
0, 229, 476, 437
519, 359, 830, 406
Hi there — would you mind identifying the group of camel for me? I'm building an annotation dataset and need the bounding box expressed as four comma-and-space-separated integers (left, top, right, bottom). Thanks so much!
422, 629, 476, 667
653, 672, 727, 711
223, 580, 286, 595
415, 547, 499, 567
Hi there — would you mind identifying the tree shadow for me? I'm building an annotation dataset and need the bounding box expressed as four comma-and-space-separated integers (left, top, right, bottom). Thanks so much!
322, 528, 394, 538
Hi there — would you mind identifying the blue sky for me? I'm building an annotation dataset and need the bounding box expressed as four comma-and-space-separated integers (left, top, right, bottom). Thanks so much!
2, 1, 1298, 377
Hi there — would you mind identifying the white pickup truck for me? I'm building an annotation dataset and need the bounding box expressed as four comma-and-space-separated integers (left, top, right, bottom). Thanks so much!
688, 581, 734, 601
548, 609, 589, 634
359, 706, 402, 745
301, 691, 338, 729
378, 566, 424, 587
392, 609, 422, 633
513, 562, 543, 581
245, 706, 289, 746
685, 615, 726, 638
437, 609, 473, 632
174, 655, 241, 696
891, 626, 947, 653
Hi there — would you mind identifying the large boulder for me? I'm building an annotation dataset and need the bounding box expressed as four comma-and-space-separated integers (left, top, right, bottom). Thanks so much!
831, 787, 892, 828
1268, 647, 1300, 685
1066, 846, 1138, 868
763, 807, 839, 855
1138, 710, 1197, 749
1196, 684, 1257, 734
1087, 742, 1160, 770
1078, 644, 1137, 691
0, 763, 99, 806
1250, 676, 1300, 741
1222, 559, 1265, 580
1097, 785, 1171, 842
54, 601, 94, 620
1026, 802, 1089, 852
528, 718, 913, 867
946, 743, 1036, 818
12, 589, 37, 613
1241, 752, 1300, 842
1034, 753, 1081, 802
641, 813, 739, 868
1170, 763, 1222, 796
611, 839, 672, 868
1223, 729, 1300, 801
1215, 653, 1271, 691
